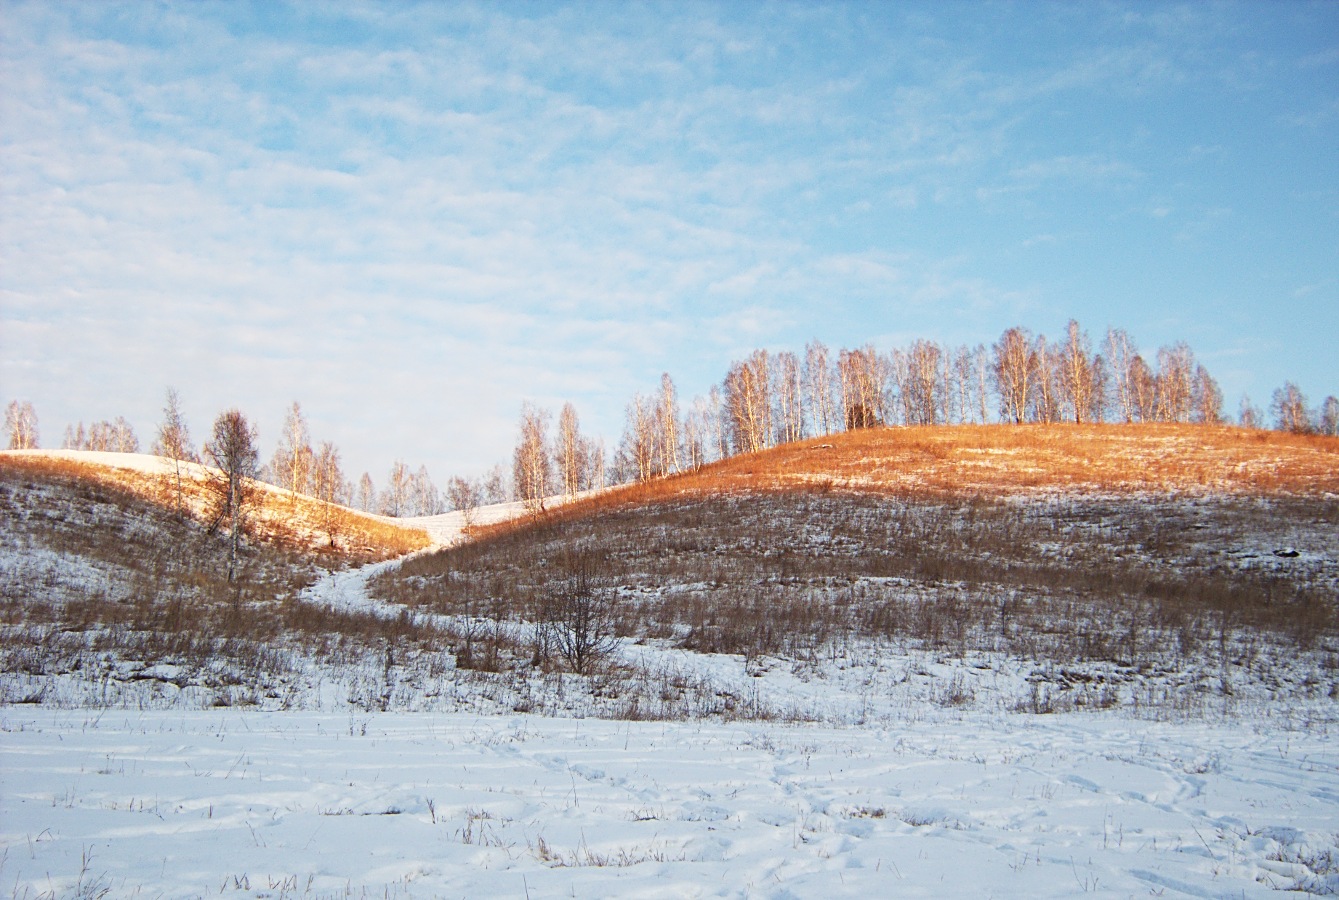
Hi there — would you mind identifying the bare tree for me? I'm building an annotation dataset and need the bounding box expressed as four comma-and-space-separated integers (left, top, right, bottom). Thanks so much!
706, 384, 728, 462
974, 344, 991, 424
447, 476, 482, 531
773, 351, 804, 444
619, 393, 657, 482
4, 400, 39, 449
78, 418, 138, 452
555, 402, 586, 497
203, 409, 260, 582
682, 395, 709, 471
1104, 328, 1137, 423
804, 340, 837, 436
724, 350, 773, 453
586, 436, 606, 490
838, 345, 886, 430
1238, 395, 1263, 429
1191, 365, 1224, 425
410, 465, 440, 516
904, 339, 944, 425
1155, 343, 1195, 423
1128, 354, 1157, 422
1319, 396, 1339, 436
513, 402, 552, 512
271, 402, 313, 498
539, 553, 620, 676
311, 441, 345, 545
657, 374, 682, 475
482, 465, 510, 504
381, 460, 412, 516
355, 472, 376, 512
951, 345, 974, 424
1058, 320, 1095, 424
992, 327, 1035, 425
111, 417, 139, 452
1029, 335, 1061, 424
153, 387, 196, 515
1271, 382, 1311, 433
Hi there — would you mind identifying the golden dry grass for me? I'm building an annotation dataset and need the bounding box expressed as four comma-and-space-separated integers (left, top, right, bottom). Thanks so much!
475, 424, 1339, 540
0, 453, 430, 562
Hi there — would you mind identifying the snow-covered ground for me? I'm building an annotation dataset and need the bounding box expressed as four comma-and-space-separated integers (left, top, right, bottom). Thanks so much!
5, 451, 1338, 896
3, 707, 1336, 898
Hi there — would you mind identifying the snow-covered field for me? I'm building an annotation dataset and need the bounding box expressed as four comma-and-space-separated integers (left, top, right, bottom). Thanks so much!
4, 450, 1338, 896
3, 707, 1336, 898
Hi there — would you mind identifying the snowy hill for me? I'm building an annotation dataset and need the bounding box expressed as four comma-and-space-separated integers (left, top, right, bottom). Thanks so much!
2, 427, 1337, 896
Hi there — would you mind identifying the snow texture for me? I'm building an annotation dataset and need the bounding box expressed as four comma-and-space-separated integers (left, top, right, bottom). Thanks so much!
2, 708, 1336, 898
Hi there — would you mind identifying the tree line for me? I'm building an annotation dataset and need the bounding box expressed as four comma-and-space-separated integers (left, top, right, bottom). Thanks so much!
5, 319, 1337, 515
506, 320, 1337, 506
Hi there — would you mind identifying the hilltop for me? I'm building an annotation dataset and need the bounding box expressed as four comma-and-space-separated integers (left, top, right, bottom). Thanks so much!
533, 423, 1339, 524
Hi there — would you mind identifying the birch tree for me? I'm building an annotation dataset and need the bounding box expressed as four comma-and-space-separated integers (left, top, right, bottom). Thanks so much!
1191, 365, 1224, 425
4, 400, 38, 449
153, 387, 195, 515
556, 402, 586, 497
838, 346, 885, 430
773, 351, 804, 444
381, 460, 411, 516
513, 402, 552, 511
355, 472, 376, 512
1155, 343, 1195, 423
311, 441, 344, 544
1058, 320, 1095, 424
1319, 396, 1339, 436
724, 350, 773, 453
1029, 335, 1061, 424
804, 340, 837, 437
203, 409, 259, 582
992, 327, 1035, 424
657, 374, 682, 475
271, 402, 313, 497
1104, 328, 1137, 423
1271, 382, 1310, 433
447, 476, 481, 530
1129, 355, 1157, 422
620, 393, 657, 482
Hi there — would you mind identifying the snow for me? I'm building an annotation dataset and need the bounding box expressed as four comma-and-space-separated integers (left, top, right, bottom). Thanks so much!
5, 451, 1338, 896
3, 708, 1336, 898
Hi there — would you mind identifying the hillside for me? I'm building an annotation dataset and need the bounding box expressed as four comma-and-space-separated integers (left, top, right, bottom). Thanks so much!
0, 449, 432, 561
543, 424, 1339, 523
4, 424, 1338, 898
375, 423, 1339, 719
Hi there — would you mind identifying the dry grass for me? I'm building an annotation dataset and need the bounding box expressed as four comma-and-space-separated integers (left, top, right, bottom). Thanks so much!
0, 453, 430, 562
474, 425, 1337, 543
377, 424, 1338, 690
0, 459, 451, 707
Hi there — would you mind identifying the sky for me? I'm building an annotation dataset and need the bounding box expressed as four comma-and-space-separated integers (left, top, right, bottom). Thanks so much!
2, 1, 1336, 485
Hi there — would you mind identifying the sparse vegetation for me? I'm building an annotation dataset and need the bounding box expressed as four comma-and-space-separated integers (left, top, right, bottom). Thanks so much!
371, 424, 1339, 716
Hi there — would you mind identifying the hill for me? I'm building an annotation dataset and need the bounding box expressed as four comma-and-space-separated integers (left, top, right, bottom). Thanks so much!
0, 449, 432, 561
374, 423, 1339, 719
547, 424, 1339, 521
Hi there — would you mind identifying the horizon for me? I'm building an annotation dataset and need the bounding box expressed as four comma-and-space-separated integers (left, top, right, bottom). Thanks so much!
3, 1, 1336, 483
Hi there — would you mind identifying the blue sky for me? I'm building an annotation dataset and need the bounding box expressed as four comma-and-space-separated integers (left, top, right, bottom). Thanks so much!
2, 1, 1336, 483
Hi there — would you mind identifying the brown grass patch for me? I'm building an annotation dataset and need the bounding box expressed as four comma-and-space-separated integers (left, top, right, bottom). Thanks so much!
0, 452, 430, 563
470, 424, 1338, 543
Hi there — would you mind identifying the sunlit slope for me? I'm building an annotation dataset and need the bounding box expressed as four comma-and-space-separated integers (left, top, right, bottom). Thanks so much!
0, 450, 430, 561
568, 424, 1339, 522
